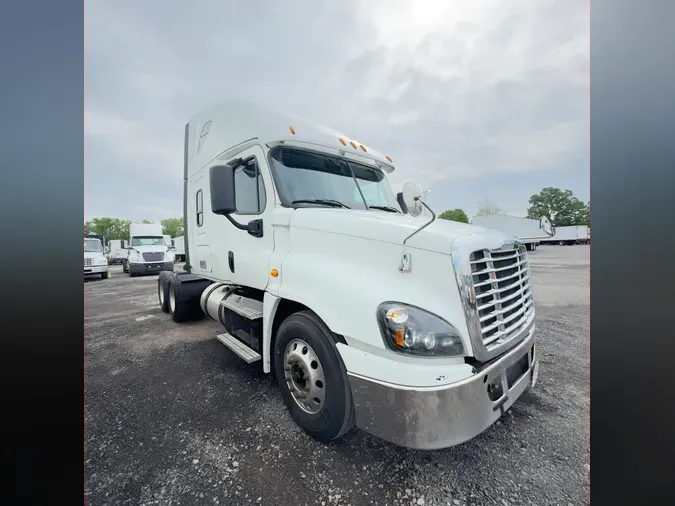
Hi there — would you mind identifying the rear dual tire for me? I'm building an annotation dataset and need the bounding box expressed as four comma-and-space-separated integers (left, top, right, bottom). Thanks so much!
273, 311, 355, 443
158, 271, 172, 313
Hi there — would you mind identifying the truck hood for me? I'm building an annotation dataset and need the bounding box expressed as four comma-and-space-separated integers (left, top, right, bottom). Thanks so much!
84, 251, 105, 259
290, 208, 493, 254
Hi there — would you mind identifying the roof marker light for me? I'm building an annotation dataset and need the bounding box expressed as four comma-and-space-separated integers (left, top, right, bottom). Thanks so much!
349, 141, 357, 149
360, 144, 367, 152
289, 126, 296, 135
386, 156, 393, 163
339, 137, 347, 146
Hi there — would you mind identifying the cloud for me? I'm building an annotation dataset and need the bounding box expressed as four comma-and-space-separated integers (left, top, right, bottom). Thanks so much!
85, 0, 588, 221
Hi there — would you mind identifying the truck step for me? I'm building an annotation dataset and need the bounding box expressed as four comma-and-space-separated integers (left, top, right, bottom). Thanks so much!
220, 295, 263, 320
216, 332, 261, 364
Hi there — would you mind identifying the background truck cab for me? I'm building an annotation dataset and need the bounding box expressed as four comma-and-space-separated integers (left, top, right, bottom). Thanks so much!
122, 223, 174, 277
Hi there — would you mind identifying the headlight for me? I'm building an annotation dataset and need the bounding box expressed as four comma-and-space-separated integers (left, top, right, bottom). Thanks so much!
377, 302, 465, 357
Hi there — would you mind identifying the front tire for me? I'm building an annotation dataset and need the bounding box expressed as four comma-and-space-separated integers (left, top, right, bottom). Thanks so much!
273, 311, 355, 443
101, 270, 108, 280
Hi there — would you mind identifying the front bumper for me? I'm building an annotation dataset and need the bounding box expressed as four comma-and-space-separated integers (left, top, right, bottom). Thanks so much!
129, 261, 174, 275
348, 324, 537, 450
84, 264, 108, 275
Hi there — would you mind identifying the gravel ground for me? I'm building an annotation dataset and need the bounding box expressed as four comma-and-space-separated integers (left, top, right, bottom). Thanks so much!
85, 246, 590, 506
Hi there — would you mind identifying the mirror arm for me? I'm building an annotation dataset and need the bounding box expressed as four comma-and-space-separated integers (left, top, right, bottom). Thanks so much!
402, 197, 436, 247
224, 214, 248, 231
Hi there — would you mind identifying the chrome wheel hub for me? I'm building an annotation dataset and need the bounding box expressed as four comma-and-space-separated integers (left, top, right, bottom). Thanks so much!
283, 339, 326, 414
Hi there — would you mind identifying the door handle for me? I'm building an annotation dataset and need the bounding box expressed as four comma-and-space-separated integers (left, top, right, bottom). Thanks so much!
228, 251, 235, 273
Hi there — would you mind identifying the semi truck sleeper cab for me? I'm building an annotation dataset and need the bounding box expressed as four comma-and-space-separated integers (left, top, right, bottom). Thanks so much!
155, 100, 544, 450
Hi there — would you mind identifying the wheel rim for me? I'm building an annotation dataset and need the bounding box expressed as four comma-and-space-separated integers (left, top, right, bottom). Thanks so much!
169, 285, 176, 312
283, 339, 326, 414
158, 280, 164, 305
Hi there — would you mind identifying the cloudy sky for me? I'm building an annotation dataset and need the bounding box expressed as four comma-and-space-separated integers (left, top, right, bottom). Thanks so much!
85, 0, 588, 222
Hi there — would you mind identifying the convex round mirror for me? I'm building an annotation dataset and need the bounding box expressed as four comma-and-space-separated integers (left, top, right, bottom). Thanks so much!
402, 182, 424, 217
539, 216, 554, 237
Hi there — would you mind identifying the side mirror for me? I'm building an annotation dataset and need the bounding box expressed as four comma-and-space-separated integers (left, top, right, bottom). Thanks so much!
210, 164, 236, 215
401, 182, 424, 217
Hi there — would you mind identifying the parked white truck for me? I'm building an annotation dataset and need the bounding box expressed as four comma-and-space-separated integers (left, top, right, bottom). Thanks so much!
84, 237, 109, 279
173, 236, 186, 262
156, 101, 541, 450
107, 239, 128, 265
122, 223, 174, 276
470, 214, 554, 251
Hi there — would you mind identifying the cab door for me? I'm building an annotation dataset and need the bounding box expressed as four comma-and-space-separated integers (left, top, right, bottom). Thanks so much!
213, 144, 276, 290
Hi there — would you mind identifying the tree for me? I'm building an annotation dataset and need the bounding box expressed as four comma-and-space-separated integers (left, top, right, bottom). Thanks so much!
161, 217, 184, 238
526, 187, 589, 227
85, 217, 132, 240
438, 208, 469, 223
476, 199, 503, 216
526, 187, 589, 226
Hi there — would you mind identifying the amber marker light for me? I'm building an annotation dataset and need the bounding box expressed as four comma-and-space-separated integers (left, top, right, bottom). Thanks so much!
289, 126, 296, 135
270, 269, 279, 278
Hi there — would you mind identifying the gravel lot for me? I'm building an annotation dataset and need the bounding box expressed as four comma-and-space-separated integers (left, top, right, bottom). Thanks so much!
85, 246, 589, 506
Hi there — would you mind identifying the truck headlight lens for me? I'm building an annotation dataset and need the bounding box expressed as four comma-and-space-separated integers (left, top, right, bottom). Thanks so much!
378, 303, 465, 357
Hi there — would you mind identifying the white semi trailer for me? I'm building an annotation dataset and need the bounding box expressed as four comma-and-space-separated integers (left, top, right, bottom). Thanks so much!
470, 214, 554, 251
107, 239, 128, 265
122, 223, 174, 276
173, 236, 186, 262
540, 225, 589, 246
156, 101, 541, 450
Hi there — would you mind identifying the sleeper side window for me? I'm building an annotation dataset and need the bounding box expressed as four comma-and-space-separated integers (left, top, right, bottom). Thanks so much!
234, 160, 266, 214
196, 189, 204, 226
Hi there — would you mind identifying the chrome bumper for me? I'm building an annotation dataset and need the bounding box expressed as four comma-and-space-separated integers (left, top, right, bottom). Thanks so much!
348, 326, 537, 450
84, 265, 108, 275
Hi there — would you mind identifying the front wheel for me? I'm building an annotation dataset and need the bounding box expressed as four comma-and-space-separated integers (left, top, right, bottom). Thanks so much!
273, 311, 355, 443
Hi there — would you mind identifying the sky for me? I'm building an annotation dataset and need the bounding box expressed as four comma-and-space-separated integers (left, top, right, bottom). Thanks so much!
85, 0, 588, 222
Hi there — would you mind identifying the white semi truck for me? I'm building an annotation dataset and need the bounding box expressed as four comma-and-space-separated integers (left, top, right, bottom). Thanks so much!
84, 237, 109, 279
470, 214, 555, 251
122, 223, 174, 276
156, 101, 541, 450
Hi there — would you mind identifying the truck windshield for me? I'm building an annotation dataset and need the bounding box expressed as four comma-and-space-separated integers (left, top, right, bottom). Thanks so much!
84, 239, 102, 253
131, 236, 165, 247
269, 147, 401, 212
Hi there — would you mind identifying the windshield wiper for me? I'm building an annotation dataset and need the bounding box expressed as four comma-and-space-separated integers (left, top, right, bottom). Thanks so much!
368, 205, 400, 213
292, 199, 351, 209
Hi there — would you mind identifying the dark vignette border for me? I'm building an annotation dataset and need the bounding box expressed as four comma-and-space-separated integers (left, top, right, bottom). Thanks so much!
592, 0, 675, 503
0, 0, 83, 503
0, 0, 674, 503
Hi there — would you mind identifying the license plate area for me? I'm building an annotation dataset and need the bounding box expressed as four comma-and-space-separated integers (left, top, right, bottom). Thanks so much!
506, 352, 529, 388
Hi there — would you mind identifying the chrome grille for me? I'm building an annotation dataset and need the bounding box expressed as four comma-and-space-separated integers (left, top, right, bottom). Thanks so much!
469, 245, 533, 348
84, 258, 92, 266
142, 252, 164, 262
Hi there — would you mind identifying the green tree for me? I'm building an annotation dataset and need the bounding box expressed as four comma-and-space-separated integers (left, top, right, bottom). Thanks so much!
161, 217, 184, 238
476, 199, 503, 216
438, 208, 469, 223
85, 217, 132, 240
526, 187, 589, 227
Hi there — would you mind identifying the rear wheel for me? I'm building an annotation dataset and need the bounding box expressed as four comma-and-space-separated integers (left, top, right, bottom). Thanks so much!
273, 311, 355, 443
158, 271, 172, 313
167, 276, 192, 322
